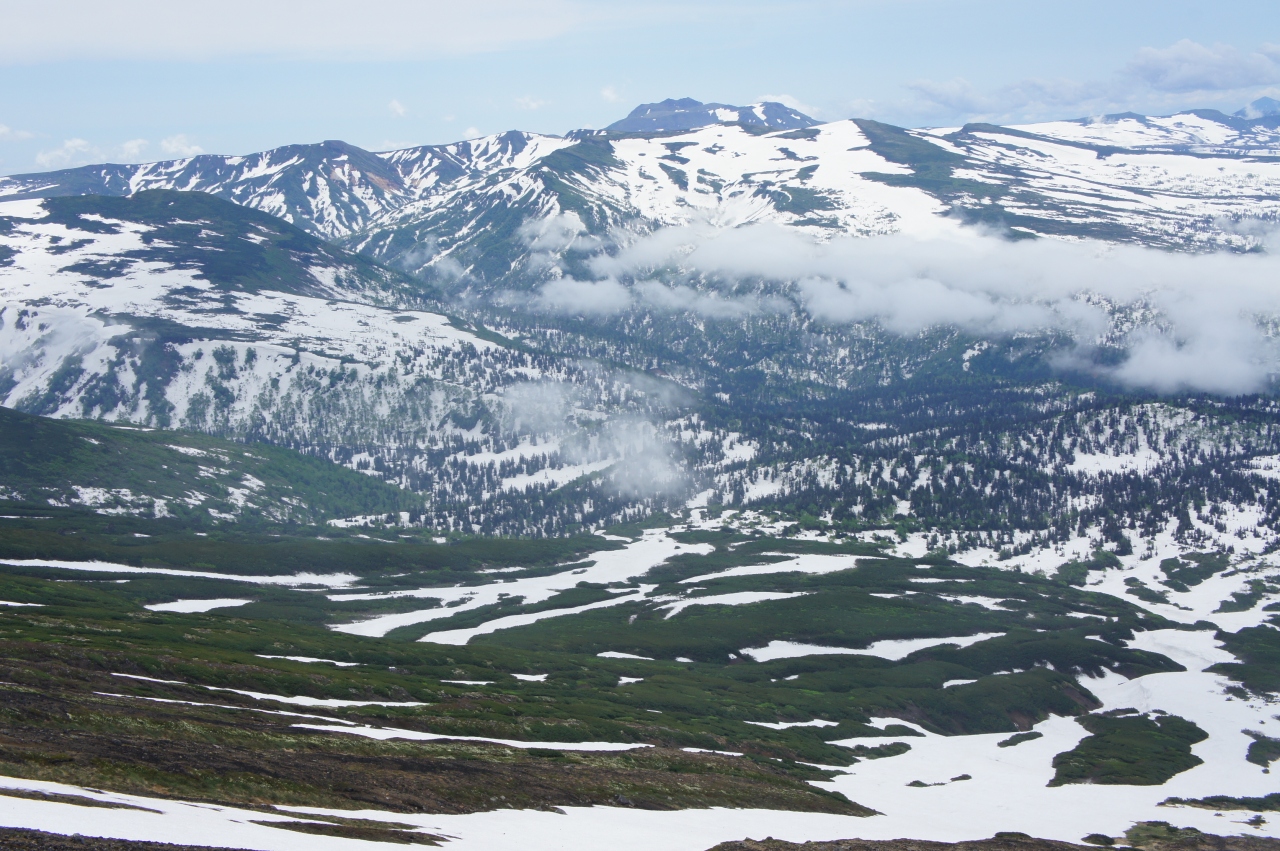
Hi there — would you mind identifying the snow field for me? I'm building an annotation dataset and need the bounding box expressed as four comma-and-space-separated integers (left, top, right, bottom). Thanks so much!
332, 529, 709, 638
741, 632, 1006, 663
293, 722, 653, 752
144, 598, 253, 613
109, 673, 428, 708
0, 558, 358, 587
256, 655, 362, 667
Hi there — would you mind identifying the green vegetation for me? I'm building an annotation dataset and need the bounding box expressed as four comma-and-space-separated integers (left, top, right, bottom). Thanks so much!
0, 569, 872, 813
998, 731, 1044, 748
1246, 731, 1280, 767
0, 497, 1187, 784
1049, 712, 1208, 786
1159, 553, 1229, 592
0, 829, 247, 851
1164, 792, 1280, 811
0, 405, 417, 525
659, 162, 689, 190
1125, 577, 1171, 605
1055, 550, 1122, 587
1122, 821, 1213, 849
1217, 580, 1275, 613
847, 741, 911, 760
1210, 626, 1280, 696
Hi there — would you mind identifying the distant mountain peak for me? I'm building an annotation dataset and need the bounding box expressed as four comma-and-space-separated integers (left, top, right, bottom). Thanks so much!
1234, 96, 1280, 119
605, 97, 818, 133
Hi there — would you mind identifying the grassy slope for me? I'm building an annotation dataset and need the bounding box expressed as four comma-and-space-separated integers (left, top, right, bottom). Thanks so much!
0, 405, 417, 525
0, 497, 1240, 815
475, 531, 1182, 735
0, 569, 867, 814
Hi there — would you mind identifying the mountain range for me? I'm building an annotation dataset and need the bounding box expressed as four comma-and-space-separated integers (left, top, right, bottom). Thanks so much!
4, 98, 1280, 292
4, 97, 1280, 851
4, 97, 1280, 540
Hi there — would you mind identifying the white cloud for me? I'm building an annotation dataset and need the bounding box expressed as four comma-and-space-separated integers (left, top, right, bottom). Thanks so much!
388, 98, 407, 117
159, 134, 203, 157
904, 40, 1280, 125
119, 138, 148, 159
1107, 329, 1267, 396
34, 138, 96, 168
0, 0, 610, 62
34, 136, 166, 168
1126, 39, 1280, 93
907, 75, 1114, 123
519, 211, 598, 252
583, 221, 1280, 395
515, 96, 547, 111
535, 277, 633, 315
632, 279, 769, 319
0, 124, 34, 141
462, 126, 481, 139
601, 86, 621, 103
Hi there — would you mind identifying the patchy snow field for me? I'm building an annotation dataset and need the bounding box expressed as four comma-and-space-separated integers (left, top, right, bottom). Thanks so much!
3, 521, 1280, 849
330, 529, 711, 638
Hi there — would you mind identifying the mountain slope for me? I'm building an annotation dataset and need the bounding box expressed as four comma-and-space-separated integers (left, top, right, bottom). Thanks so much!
0, 404, 415, 524
19, 189, 411, 299
0, 189, 470, 427
0, 189, 705, 536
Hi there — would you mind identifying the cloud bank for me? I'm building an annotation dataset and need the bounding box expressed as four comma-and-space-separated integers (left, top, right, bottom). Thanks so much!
904, 39, 1280, 125
530, 221, 1280, 395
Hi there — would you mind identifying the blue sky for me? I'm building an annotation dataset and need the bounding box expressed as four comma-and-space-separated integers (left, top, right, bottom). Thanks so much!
1, 0, 1278, 175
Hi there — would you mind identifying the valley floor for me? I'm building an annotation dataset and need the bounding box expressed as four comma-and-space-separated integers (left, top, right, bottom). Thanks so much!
0, 514, 1278, 850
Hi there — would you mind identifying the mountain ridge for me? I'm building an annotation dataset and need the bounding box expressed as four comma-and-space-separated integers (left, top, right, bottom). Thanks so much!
4, 101, 1280, 288
3, 101, 1280, 291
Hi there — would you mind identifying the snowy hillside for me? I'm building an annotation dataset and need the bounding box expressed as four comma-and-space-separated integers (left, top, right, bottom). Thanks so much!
3, 103, 1280, 289
0, 190, 696, 534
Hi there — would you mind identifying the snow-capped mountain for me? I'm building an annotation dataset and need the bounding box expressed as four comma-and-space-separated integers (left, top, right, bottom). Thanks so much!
0, 189, 489, 428
4, 101, 1280, 292
9, 99, 1280, 538
1235, 95, 1280, 119
604, 97, 820, 132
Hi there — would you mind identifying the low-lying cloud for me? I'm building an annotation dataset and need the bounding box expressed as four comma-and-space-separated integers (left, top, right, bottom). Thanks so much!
497, 380, 687, 498
531, 221, 1280, 395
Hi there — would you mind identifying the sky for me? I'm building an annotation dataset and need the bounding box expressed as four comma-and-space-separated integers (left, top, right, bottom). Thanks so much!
1, 0, 1279, 175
